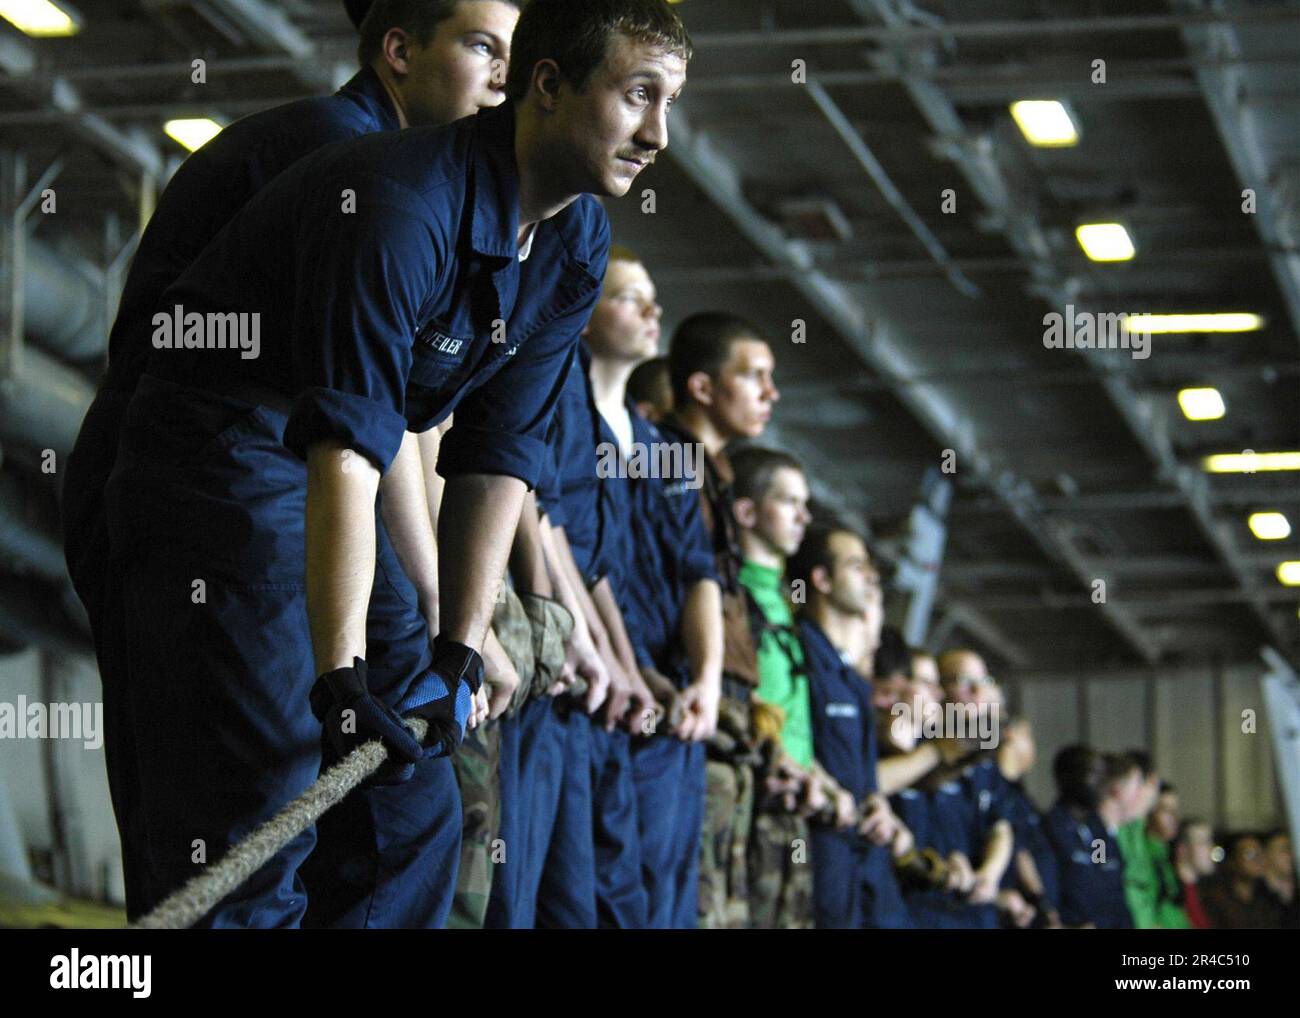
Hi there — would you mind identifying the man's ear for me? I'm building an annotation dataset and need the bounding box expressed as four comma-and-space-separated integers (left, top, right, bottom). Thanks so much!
732, 495, 757, 530
380, 28, 414, 76
532, 59, 563, 110
811, 563, 833, 597
686, 370, 713, 407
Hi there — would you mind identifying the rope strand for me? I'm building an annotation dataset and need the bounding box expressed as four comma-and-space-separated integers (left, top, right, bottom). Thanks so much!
131, 719, 429, 930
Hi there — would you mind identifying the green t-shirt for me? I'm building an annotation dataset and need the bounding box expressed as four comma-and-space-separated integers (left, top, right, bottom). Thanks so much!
1119, 819, 1192, 929
740, 559, 813, 768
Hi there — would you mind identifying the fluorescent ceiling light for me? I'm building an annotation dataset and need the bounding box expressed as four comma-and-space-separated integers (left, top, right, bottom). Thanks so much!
1249, 512, 1292, 541
1177, 387, 1225, 421
1202, 451, 1300, 473
1010, 100, 1079, 147
1076, 222, 1135, 262
0, 0, 80, 36
164, 118, 224, 152
1277, 561, 1300, 587
1123, 313, 1264, 334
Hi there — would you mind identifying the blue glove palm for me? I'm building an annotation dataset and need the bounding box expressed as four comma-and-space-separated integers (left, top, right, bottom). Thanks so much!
396, 637, 483, 758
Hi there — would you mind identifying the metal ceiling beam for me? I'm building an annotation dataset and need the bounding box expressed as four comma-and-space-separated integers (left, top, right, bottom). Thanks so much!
955, 483, 1300, 514
688, 7, 1300, 49
0, 35, 166, 179
32, 51, 1287, 97
804, 79, 979, 298
958, 588, 1299, 610
192, 0, 315, 58
933, 601, 1032, 668
646, 244, 1278, 286
663, 106, 1161, 663
854, 0, 1289, 655
1179, 2, 1300, 344
1011, 665, 1242, 683
946, 550, 1295, 584
198, 0, 343, 92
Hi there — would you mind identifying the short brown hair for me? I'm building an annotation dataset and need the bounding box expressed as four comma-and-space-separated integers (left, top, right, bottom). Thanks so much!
730, 446, 804, 504
358, 0, 520, 66
627, 355, 670, 407
669, 311, 764, 409
606, 243, 643, 269
787, 523, 867, 591
505, 0, 692, 102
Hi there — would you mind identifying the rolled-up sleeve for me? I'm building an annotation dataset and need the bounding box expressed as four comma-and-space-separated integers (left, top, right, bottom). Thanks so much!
535, 429, 566, 528
675, 486, 719, 587
283, 176, 441, 472
438, 215, 610, 488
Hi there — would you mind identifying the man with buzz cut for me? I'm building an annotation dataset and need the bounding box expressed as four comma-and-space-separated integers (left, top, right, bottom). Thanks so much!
788, 523, 914, 928
64, 0, 524, 927
659, 312, 779, 928
730, 446, 862, 928
100, 0, 691, 928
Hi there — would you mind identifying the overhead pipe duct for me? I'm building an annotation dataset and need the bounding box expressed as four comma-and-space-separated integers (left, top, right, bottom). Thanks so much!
22, 240, 107, 365
0, 344, 95, 458
0, 473, 67, 585
0, 577, 90, 659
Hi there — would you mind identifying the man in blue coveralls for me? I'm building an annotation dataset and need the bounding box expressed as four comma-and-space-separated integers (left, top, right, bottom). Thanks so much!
788, 524, 914, 929
891, 747, 1015, 928
62, 0, 522, 923
618, 343, 724, 928
1044, 745, 1135, 928
990, 716, 1061, 927
545, 244, 677, 928
99, 0, 692, 928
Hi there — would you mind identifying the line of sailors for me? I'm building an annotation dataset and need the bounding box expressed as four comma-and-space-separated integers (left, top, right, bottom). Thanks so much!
59, 0, 1274, 930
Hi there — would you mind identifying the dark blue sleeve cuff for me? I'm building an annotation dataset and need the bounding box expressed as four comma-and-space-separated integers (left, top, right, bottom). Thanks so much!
541, 499, 567, 528
683, 550, 719, 588
436, 422, 549, 489
284, 386, 408, 472
535, 446, 565, 523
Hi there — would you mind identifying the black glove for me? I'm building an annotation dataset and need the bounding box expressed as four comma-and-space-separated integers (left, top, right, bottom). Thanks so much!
394, 636, 483, 758
311, 657, 424, 785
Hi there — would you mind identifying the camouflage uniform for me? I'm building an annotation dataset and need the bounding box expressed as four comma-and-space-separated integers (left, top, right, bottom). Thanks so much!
698, 692, 757, 928
448, 588, 546, 928
519, 592, 573, 698
748, 810, 813, 929
447, 721, 501, 929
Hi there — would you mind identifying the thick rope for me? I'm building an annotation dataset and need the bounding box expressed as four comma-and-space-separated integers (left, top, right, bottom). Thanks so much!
131, 718, 429, 930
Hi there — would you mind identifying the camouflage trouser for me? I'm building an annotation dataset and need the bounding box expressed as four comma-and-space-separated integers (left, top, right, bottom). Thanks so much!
519, 592, 573, 698
447, 721, 501, 929
447, 588, 545, 928
747, 810, 813, 929
699, 690, 757, 929
698, 759, 755, 928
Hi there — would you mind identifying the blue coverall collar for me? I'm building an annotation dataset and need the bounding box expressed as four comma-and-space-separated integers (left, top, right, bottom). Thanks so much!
469, 101, 602, 275
337, 64, 403, 133
470, 101, 524, 260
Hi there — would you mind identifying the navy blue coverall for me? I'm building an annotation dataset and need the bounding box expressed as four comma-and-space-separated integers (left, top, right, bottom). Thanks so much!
618, 411, 716, 928
101, 100, 609, 927
996, 777, 1061, 917
892, 761, 1006, 929
1044, 801, 1133, 928
533, 349, 650, 928
61, 68, 454, 923
800, 618, 912, 929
